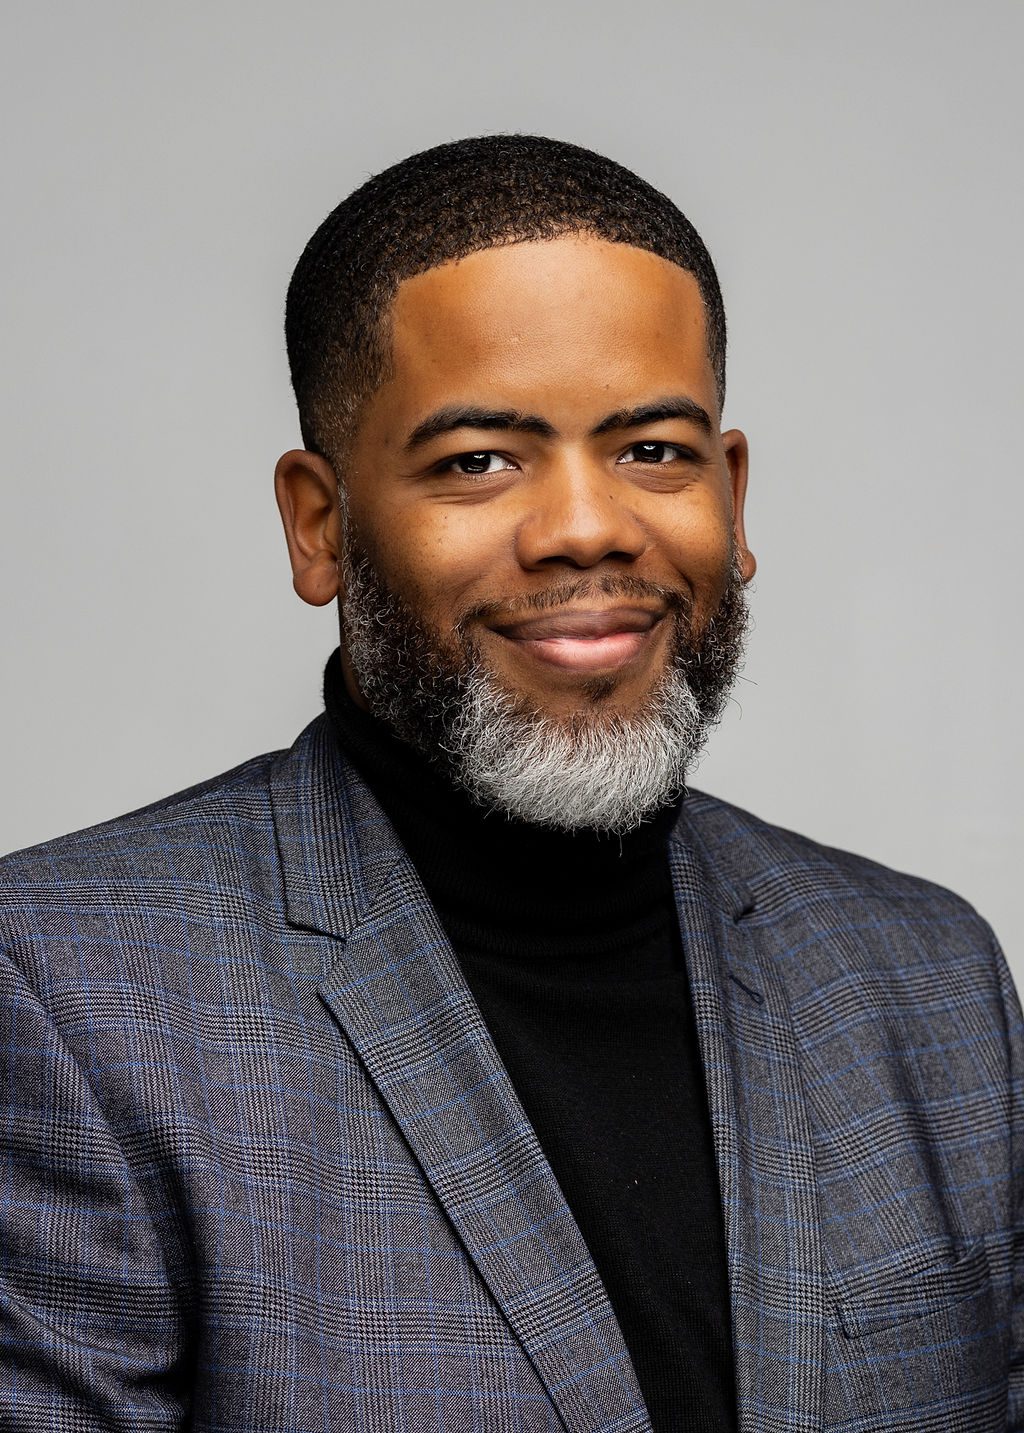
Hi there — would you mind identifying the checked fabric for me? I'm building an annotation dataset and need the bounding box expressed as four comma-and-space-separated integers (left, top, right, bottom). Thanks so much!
0, 712, 1021, 1430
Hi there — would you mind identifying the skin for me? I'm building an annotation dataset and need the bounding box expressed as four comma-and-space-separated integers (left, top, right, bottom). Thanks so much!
275, 234, 755, 720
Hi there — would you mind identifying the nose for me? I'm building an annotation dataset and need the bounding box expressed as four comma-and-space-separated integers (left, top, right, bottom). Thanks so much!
514, 459, 647, 571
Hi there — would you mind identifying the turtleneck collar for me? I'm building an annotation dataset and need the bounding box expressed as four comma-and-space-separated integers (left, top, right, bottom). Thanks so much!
322, 648, 681, 961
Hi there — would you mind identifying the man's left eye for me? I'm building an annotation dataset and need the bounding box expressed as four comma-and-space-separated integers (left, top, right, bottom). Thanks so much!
448, 451, 515, 476
619, 442, 685, 464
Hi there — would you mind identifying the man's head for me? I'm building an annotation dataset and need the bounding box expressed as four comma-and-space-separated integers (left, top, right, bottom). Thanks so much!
276, 137, 755, 833
285, 134, 728, 465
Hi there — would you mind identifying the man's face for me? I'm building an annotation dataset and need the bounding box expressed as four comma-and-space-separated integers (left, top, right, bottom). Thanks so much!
277, 232, 755, 828
340, 234, 754, 723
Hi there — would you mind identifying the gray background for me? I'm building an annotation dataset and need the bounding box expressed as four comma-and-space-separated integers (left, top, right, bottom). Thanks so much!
3, 3, 1021, 975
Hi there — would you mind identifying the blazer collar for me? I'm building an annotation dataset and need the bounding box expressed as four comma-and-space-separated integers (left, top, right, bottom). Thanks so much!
271, 715, 826, 1432
271, 715, 651, 1432
669, 810, 826, 1432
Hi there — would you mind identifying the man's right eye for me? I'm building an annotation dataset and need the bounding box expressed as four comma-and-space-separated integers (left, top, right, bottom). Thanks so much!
446, 451, 516, 476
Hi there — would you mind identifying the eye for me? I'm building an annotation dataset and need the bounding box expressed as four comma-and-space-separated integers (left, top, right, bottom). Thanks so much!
445, 451, 516, 476
618, 441, 690, 465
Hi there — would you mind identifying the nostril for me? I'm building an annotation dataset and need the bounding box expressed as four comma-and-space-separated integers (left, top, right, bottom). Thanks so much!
531, 549, 643, 571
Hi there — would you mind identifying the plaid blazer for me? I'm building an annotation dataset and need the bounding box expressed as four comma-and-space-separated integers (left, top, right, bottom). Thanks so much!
1, 712, 1021, 1432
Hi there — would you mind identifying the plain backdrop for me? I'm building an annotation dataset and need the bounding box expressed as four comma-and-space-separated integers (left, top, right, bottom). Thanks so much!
2, 3, 1021, 977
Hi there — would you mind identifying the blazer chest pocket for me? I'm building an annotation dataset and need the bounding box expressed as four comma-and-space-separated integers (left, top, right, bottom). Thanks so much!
824, 1241, 1009, 1430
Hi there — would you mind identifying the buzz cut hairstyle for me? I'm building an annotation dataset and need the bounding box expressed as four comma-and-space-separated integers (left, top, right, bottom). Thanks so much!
285, 133, 727, 466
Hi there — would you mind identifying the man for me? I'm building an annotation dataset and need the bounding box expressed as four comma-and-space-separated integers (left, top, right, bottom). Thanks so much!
0, 135, 1019, 1432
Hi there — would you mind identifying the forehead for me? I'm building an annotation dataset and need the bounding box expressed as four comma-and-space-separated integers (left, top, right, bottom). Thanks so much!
383, 236, 715, 421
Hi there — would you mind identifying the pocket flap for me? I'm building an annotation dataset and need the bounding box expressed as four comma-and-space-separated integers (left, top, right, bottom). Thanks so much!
838, 1240, 990, 1338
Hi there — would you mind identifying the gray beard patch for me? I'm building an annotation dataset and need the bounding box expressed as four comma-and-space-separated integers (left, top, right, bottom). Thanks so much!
339, 519, 748, 835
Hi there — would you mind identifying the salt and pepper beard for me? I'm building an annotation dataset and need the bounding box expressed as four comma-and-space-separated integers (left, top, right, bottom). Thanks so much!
338, 506, 749, 835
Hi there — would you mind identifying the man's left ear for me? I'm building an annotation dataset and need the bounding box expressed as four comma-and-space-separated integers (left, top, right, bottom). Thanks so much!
722, 428, 756, 582
274, 449, 343, 607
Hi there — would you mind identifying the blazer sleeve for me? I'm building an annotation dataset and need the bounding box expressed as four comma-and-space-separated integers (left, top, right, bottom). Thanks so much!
0, 948, 190, 1431
992, 929, 1024, 1432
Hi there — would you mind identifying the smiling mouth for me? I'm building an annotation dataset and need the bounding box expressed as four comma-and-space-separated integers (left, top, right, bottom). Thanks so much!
491, 606, 666, 673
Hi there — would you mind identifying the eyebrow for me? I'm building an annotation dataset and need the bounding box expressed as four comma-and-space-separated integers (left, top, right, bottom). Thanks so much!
402, 393, 713, 453
404, 406, 557, 451
591, 397, 713, 437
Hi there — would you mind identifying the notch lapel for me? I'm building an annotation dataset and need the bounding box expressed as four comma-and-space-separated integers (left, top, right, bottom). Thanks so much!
670, 814, 825, 1433
272, 717, 651, 1433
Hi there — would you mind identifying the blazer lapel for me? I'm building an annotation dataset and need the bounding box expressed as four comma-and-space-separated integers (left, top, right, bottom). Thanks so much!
272, 717, 651, 1433
670, 813, 826, 1433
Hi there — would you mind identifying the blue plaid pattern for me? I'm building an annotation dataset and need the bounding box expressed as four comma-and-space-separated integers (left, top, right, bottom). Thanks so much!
1, 712, 1021, 1431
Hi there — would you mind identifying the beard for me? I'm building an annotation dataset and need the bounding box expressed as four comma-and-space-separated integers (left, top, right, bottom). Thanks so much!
339, 519, 749, 835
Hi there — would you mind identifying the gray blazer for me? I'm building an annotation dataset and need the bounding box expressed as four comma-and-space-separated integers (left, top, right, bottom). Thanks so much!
1, 713, 1020, 1430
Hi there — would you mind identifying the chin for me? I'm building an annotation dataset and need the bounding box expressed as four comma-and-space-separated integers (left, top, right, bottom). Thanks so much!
497, 666, 666, 720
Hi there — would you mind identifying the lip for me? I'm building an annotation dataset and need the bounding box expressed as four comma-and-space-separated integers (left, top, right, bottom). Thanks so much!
494, 605, 663, 641
491, 605, 666, 673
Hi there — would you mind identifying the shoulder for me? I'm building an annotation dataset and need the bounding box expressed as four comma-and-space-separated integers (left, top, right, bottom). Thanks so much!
675, 791, 996, 957
0, 746, 296, 992
678, 789, 1021, 1057
0, 747, 285, 888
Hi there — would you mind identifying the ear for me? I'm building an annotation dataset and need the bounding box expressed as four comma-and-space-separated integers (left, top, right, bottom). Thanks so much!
274, 449, 343, 607
721, 428, 756, 582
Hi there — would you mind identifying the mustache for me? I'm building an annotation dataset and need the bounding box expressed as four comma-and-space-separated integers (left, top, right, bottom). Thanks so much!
460, 575, 692, 631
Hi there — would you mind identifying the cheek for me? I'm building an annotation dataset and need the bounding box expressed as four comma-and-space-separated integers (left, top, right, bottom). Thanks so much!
356, 500, 510, 618
429, 500, 515, 570
657, 501, 736, 587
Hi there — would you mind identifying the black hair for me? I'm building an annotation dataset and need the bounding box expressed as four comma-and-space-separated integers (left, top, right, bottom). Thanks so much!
285, 134, 726, 463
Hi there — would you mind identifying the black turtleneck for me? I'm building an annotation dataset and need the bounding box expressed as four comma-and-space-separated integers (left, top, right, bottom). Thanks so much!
323, 651, 736, 1433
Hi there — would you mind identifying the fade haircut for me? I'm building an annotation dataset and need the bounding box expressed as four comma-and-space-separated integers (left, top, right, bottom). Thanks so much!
285, 134, 727, 465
